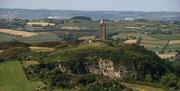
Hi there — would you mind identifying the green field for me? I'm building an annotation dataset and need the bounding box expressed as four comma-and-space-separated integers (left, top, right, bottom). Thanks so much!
0, 61, 38, 91
150, 34, 180, 40
121, 82, 166, 91
167, 44, 180, 51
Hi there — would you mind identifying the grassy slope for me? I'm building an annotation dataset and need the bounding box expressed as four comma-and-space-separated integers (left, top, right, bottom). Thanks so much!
121, 82, 166, 91
0, 61, 37, 91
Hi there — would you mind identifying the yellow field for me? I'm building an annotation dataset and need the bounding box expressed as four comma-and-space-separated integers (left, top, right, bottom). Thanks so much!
0, 29, 38, 37
0, 50, 3, 53
169, 40, 180, 45
22, 60, 39, 68
29, 46, 55, 52
123, 39, 138, 44
157, 52, 177, 59
78, 36, 96, 40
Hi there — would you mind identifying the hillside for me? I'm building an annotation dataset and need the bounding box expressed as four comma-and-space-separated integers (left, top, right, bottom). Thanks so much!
0, 41, 179, 91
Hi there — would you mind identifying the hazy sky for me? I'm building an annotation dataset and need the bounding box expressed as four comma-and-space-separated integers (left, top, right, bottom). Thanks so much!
0, 0, 180, 12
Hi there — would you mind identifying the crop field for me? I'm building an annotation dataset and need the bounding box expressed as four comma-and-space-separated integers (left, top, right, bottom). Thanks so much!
0, 29, 38, 37
157, 52, 177, 59
26, 32, 62, 43
112, 33, 158, 40
141, 40, 168, 45
123, 39, 138, 44
0, 33, 25, 42
169, 40, 180, 45
167, 44, 180, 51
0, 61, 38, 91
121, 82, 165, 91
0, 32, 62, 43
111, 32, 180, 53
53, 88, 78, 91
78, 36, 96, 40
150, 34, 180, 40
29, 46, 55, 52
111, 33, 168, 51
22, 60, 39, 68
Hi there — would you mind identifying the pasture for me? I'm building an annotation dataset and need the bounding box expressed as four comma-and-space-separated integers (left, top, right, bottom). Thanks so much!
150, 34, 180, 40
0, 61, 38, 91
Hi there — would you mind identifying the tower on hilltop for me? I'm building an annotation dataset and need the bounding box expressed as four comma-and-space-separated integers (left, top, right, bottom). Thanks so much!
99, 19, 106, 40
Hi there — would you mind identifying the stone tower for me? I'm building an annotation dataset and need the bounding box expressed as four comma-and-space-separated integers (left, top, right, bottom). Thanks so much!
99, 19, 106, 40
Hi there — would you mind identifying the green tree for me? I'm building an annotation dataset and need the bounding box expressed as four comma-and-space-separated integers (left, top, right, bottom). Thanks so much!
144, 74, 153, 83
160, 74, 178, 88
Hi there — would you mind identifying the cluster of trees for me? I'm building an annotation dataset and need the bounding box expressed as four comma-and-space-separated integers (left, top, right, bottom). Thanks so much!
71, 16, 92, 21
0, 19, 26, 29
25, 62, 132, 91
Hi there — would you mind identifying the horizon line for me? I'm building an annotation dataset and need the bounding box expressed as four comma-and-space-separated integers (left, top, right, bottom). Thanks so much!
1, 8, 180, 13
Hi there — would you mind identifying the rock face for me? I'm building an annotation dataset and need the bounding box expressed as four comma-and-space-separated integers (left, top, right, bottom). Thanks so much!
89, 59, 138, 79
58, 59, 139, 80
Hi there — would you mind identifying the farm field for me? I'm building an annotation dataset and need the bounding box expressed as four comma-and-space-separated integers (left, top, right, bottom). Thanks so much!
121, 82, 166, 91
78, 36, 96, 40
26, 32, 62, 43
53, 88, 78, 91
123, 39, 138, 44
111, 33, 168, 52
0, 32, 62, 43
150, 34, 180, 40
167, 44, 180, 51
0, 61, 38, 91
112, 33, 158, 40
111, 32, 180, 53
169, 40, 180, 45
22, 60, 39, 68
0, 29, 38, 37
29, 46, 55, 52
157, 52, 177, 59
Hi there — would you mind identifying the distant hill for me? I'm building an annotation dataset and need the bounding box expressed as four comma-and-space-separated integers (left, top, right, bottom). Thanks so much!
0, 8, 180, 21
